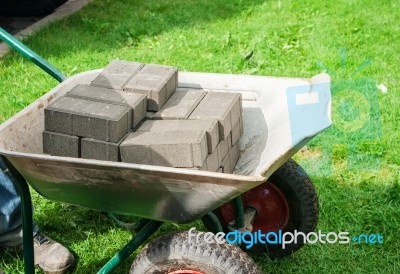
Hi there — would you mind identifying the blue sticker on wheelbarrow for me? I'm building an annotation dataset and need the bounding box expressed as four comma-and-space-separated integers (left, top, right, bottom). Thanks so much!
286, 82, 331, 148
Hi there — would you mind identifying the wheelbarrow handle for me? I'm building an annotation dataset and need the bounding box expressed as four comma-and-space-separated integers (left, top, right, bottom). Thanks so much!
0, 27, 67, 83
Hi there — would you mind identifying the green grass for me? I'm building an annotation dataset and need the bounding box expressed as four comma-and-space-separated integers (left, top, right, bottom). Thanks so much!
1, 0, 399, 273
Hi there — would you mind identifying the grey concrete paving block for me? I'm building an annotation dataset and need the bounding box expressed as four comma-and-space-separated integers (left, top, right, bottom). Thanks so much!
230, 94, 242, 127
137, 119, 219, 153
139, 64, 178, 98
189, 165, 204, 171
45, 97, 131, 142
124, 74, 167, 112
220, 153, 232, 174
168, 69, 178, 99
120, 130, 207, 168
240, 116, 244, 135
81, 137, 124, 162
66, 84, 147, 128
231, 117, 242, 147
229, 142, 240, 172
205, 148, 219, 172
200, 162, 208, 171
91, 60, 144, 89
190, 92, 241, 140
43, 131, 80, 158
182, 161, 207, 171
153, 89, 206, 120
219, 139, 240, 174
217, 133, 232, 164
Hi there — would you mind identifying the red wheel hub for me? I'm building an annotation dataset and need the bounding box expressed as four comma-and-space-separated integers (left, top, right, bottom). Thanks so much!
219, 181, 289, 232
168, 271, 205, 274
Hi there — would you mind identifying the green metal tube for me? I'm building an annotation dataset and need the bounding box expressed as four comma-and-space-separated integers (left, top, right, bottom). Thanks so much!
134, 219, 151, 233
1, 157, 35, 274
0, 27, 67, 83
202, 212, 223, 234
233, 196, 245, 229
98, 220, 163, 274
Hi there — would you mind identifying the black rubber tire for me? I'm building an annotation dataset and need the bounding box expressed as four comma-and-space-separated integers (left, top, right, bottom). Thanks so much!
203, 159, 319, 259
0, 0, 68, 16
130, 231, 262, 274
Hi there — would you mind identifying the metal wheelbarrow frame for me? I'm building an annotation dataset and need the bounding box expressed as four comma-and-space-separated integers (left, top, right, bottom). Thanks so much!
0, 27, 331, 273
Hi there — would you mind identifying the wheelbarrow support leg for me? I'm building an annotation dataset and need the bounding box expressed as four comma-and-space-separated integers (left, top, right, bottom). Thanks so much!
98, 220, 163, 274
233, 196, 245, 229
229, 196, 258, 232
202, 212, 224, 234
0, 156, 35, 274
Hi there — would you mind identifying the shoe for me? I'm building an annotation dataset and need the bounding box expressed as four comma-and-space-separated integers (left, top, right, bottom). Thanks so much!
33, 231, 74, 274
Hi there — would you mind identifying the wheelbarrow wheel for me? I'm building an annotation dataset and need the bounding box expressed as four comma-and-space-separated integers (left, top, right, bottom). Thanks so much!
130, 231, 262, 274
203, 159, 319, 258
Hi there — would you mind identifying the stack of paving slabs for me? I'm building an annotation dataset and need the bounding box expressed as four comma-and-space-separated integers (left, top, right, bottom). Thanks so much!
43, 60, 177, 161
120, 89, 243, 173
43, 60, 243, 174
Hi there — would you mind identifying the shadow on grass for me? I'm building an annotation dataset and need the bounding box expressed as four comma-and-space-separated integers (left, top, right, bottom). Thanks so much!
2, 0, 266, 65
28, 200, 202, 273
2, 174, 398, 273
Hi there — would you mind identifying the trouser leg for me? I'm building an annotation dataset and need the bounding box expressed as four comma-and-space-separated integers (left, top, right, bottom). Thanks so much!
0, 158, 38, 248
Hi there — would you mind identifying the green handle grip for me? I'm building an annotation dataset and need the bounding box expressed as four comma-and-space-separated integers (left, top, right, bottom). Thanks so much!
0, 27, 67, 83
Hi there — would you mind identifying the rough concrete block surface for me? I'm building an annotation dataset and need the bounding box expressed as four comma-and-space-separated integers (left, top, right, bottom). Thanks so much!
91, 60, 144, 89
139, 64, 178, 98
153, 89, 206, 120
124, 74, 167, 112
217, 133, 231, 164
220, 153, 232, 174
137, 119, 219, 153
66, 84, 147, 128
190, 92, 242, 140
231, 117, 242, 146
44, 97, 131, 142
120, 130, 207, 168
230, 93, 242, 127
205, 148, 219, 172
81, 137, 122, 162
240, 116, 244, 135
229, 142, 240, 172
43, 131, 80, 158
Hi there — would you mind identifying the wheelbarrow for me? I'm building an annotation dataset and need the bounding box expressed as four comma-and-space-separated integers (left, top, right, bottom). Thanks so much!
0, 27, 331, 273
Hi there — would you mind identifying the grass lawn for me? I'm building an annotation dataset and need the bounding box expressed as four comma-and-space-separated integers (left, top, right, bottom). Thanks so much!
1, 0, 399, 273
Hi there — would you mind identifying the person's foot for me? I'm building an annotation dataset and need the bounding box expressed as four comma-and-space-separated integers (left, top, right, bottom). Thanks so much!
33, 231, 74, 274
